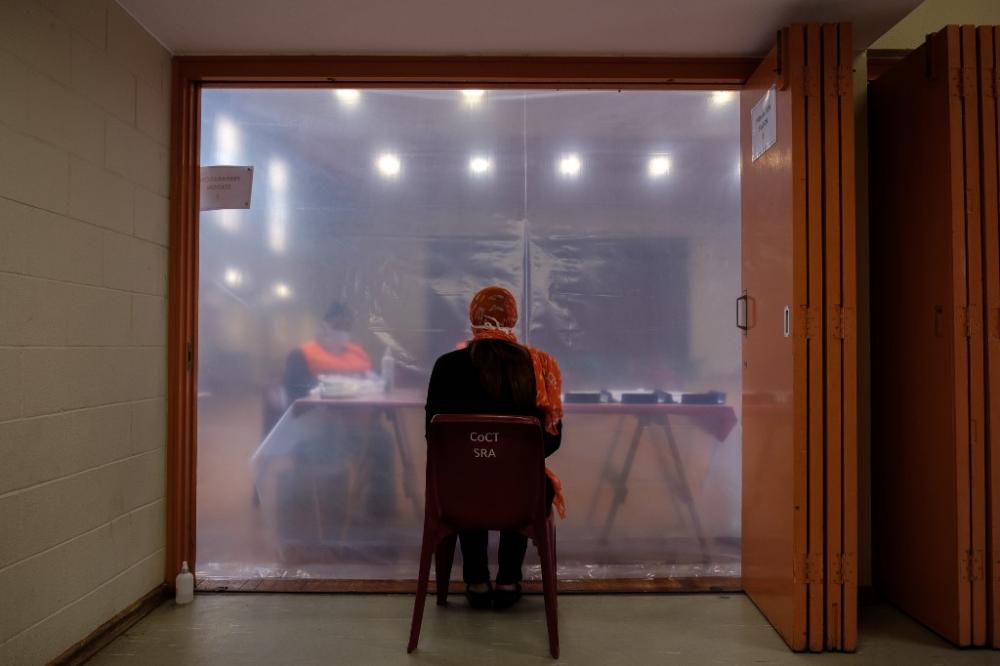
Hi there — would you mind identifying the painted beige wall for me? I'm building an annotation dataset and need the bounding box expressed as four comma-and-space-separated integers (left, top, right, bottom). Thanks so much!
872, 0, 1000, 50
0, 1, 170, 663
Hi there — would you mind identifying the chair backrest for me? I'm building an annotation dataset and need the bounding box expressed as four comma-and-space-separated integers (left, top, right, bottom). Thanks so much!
426, 414, 546, 532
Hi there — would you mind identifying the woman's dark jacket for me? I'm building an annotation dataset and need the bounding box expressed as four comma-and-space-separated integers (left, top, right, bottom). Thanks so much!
424, 342, 562, 457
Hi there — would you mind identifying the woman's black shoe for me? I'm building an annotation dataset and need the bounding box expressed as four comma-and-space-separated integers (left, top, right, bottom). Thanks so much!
492, 583, 522, 609
465, 583, 493, 609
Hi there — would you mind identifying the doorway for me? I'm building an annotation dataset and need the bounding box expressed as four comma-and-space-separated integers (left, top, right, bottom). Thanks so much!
169, 29, 857, 652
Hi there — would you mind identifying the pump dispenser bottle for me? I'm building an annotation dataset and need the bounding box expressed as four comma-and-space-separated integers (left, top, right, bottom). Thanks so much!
175, 561, 194, 605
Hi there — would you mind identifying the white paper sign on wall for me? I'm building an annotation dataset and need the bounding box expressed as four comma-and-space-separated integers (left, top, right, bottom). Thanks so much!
200, 166, 254, 210
750, 86, 777, 162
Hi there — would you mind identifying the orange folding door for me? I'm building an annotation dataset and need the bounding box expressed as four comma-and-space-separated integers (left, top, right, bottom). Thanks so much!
821, 22, 859, 653
977, 25, 1000, 649
740, 25, 822, 652
870, 25, 988, 646
804, 24, 827, 653
962, 25, 990, 648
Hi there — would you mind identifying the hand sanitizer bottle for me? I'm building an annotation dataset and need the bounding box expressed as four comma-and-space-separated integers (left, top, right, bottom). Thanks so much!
381, 348, 394, 393
175, 561, 194, 605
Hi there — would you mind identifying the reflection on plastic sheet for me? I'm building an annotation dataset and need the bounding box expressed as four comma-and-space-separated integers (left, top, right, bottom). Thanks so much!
197, 89, 741, 582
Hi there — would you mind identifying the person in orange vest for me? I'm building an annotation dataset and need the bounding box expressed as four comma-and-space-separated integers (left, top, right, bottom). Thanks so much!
277, 302, 397, 546
283, 302, 372, 400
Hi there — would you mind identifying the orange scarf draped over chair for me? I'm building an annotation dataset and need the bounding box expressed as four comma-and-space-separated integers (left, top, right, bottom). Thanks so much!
469, 286, 566, 519
300, 340, 371, 376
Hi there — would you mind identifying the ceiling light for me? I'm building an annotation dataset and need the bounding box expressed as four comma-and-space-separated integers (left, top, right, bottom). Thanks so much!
711, 91, 735, 106
216, 209, 239, 232
268, 215, 286, 254
647, 154, 671, 178
461, 89, 485, 106
468, 155, 492, 175
558, 154, 581, 178
335, 89, 361, 107
375, 152, 401, 178
273, 283, 292, 299
214, 115, 240, 163
224, 267, 243, 287
268, 159, 288, 191
268, 159, 289, 254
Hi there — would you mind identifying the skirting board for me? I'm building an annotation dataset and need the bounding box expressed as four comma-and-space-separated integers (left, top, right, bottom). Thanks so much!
50, 584, 169, 665
195, 576, 742, 594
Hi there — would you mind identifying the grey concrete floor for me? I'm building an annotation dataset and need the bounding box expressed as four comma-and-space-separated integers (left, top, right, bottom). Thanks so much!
90, 593, 999, 665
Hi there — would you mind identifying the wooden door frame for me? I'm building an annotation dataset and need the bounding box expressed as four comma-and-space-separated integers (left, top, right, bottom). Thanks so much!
166, 54, 761, 588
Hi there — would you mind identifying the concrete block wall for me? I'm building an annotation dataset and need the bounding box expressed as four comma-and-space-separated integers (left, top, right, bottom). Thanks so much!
0, 1, 171, 663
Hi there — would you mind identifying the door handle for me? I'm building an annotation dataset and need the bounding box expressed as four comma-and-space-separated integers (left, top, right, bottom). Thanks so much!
737, 293, 749, 333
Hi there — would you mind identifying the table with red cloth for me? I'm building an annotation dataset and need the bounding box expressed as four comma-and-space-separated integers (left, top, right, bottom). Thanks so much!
251, 391, 737, 559
563, 402, 738, 562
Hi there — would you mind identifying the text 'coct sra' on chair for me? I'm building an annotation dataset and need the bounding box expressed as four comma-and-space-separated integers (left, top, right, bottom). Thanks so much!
407, 414, 559, 658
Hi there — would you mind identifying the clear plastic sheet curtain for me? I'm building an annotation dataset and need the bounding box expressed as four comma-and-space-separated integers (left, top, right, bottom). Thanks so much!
196, 88, 741, 581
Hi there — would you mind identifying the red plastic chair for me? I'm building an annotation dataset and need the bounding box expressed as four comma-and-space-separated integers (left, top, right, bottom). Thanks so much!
407, 414, 559, 658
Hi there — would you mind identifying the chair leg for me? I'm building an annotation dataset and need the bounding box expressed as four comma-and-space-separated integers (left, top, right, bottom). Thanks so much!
536, 522, 560, 659
407, 535, 436, 653
435, 534, 457, 605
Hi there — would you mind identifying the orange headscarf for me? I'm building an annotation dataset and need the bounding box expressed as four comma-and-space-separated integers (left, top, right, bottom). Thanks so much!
468, 286, 566, 518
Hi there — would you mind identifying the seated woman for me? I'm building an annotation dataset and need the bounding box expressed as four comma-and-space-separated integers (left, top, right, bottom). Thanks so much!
276, 302, 395, 539
283, 301, 372, 401
425, 286, 565, 609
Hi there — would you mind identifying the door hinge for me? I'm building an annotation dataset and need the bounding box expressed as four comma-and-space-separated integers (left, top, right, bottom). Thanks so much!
950, 66, 978, 98
965, 66, 977, 98
961, 550, 985, 582
949, 67, 962, 96
794, 552, 823, 584
836, 64, 852, 97
961, 305, 979, 338
982, 68, 997, 98
830, 552, 856, 585
186, 342, 193, 370
795, 305, 819, 339
830, 305, 853, 340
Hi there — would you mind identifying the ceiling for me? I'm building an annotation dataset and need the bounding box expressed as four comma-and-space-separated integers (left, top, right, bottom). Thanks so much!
118, 0, 923, 57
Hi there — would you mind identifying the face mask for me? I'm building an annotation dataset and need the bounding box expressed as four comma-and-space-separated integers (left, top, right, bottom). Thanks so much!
471, 315, 516, 337
321, 329, 350, 350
